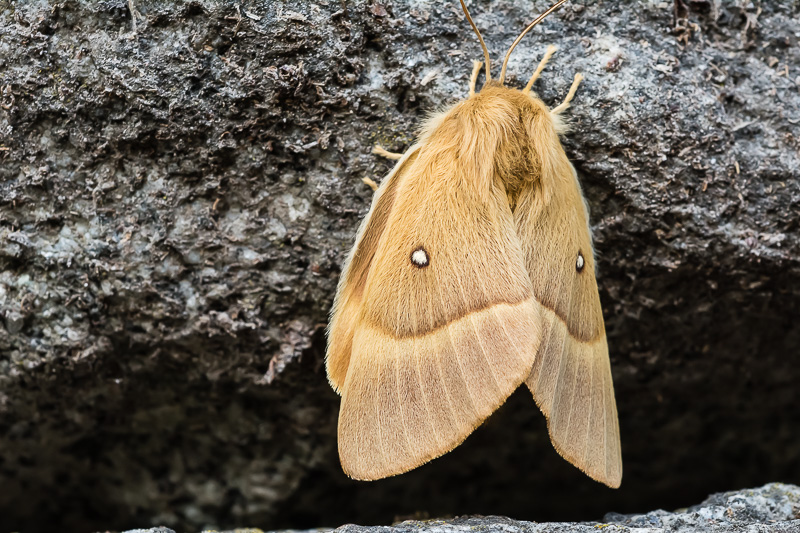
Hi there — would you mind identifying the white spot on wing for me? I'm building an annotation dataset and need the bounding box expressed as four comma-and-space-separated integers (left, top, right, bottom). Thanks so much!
411, 248, 429, 268
576, 252, 585, 271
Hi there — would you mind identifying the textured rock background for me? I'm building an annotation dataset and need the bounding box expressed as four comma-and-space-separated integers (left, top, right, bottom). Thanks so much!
313, 484, 800, 533
0, 0, 799, 532
122, 483, 800, 532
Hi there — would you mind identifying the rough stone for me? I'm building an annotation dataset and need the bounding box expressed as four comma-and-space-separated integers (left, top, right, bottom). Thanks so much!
120, 483, 800, 532
332, 484, 800, 533
1, 1, 799, 532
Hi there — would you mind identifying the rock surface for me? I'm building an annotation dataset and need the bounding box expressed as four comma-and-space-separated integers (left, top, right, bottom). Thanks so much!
1, 0, 799, 532
332, 484, 800, 533
121, 483, 800, 532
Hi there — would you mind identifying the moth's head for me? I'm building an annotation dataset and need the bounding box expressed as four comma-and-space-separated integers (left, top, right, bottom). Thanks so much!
413, 77, 573, 208
437, 0, 578, 196
468, 81, 571, 135
466, 83, 571, 193
410, 1, 578, 201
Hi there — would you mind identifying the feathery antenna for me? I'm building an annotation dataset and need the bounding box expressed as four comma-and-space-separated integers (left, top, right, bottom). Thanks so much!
499, 0, 569, 84
459, 0, 492, 83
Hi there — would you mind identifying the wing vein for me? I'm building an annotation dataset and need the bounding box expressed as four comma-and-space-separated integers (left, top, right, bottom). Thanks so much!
549, 266, 577, 426
472, 241, 516, 391
446, 249, 483, 413
443, 321, 479, 423
395, 341, 414, 460
373, 367, 386, 469
415, 283, 444, 448
415, 335, 443, 447
471, 311, 503, 396
491, 303, 526, 374
534, 312, 556, 398
602, 357, 609, 481
393, 290, 418, 455
562, 339, 579, 446
429, 267, 464, 435
470, 312, 502, 395
583, 344, 595, 469
445, 229, 487, 413
470, 199, 516, 392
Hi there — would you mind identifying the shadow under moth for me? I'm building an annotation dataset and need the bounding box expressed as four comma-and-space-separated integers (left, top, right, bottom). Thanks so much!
326, 0, 622, 488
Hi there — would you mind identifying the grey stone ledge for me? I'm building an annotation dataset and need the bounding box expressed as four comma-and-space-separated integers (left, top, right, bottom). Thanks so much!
122, 483, 800, 533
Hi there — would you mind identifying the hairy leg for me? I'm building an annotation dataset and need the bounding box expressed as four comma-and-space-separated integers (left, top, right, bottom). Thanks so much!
552, 73, 584, 115
469, 60, 483, 97
372, 145, 402, 160
524, 45, 558, 95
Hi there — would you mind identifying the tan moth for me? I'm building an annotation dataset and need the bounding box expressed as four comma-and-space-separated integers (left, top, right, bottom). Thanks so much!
326, 0, 622, 488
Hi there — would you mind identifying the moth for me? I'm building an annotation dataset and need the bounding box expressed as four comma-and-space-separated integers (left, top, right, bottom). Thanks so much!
326, 0, 622, 488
